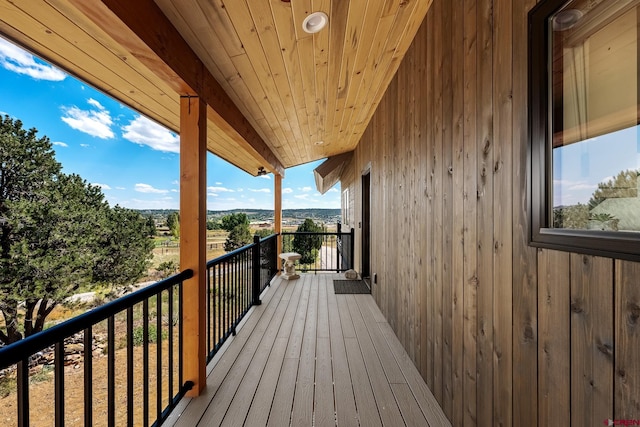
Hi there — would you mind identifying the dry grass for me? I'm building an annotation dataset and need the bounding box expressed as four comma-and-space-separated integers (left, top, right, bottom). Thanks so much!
0, 228, 280, 425
0, 340, 179, 426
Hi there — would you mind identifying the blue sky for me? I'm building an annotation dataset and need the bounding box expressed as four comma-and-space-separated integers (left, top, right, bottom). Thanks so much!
0, 37, 340, 211
553, 126, 640, 207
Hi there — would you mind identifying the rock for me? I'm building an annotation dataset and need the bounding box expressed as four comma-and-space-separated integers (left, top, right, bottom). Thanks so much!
345, 269, 358, 280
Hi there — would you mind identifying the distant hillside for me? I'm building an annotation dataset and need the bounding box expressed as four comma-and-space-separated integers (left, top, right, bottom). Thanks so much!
137, 208, 341, 223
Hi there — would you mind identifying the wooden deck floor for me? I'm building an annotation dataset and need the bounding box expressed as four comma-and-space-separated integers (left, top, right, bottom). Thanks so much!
166, 273, 450, 427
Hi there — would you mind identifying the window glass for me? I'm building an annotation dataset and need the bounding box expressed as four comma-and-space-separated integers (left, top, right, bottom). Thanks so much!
550, 0, 640, 232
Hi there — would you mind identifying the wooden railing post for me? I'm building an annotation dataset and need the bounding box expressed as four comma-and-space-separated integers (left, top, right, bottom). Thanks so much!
252, 235, 262, 306
180, 95, 207, 397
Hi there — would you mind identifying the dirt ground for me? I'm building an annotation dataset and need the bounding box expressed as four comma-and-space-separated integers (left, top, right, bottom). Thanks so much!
1, 339, 177, 427
0, 228, 285, 425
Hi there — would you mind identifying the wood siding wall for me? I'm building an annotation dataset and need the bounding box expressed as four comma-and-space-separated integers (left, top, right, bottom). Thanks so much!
340, 0, 640, 425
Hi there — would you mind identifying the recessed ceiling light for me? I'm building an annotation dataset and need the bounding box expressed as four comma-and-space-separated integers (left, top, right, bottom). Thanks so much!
303, 12, 328, 34
552, 9, 583, 31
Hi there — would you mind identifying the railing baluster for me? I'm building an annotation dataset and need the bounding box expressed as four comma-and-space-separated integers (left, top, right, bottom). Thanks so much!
178, 281, 184, 393
54, 341, 64, 427
127, 307, 134, 427
227, 260, 230, 333
168, 286, 174, 408
252, 236, 261, 306
143, 299, 149, 427
156, 292, 162, 423
17, 359, 29, 427
84, 327, 92, 427
0, 271, 193, 427
233, 254, 237, 333
217, 264, 221, 350
107, 315, 115, 427
207, 265, 211, 356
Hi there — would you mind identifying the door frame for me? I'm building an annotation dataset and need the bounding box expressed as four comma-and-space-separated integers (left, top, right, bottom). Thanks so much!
361, 167, 371, 280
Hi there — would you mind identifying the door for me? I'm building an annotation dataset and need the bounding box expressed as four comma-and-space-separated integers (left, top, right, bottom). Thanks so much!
361, 171, 371, 280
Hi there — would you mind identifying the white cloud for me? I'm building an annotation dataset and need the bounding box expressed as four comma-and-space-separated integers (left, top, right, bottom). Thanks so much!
125, 198, 179, 210
0, 38, 66, 81
258, 174, 271, 180
122, 116, 179, 153
171, 189, 178, 193
553, 179, 597, 192
600, 176, 614, 184
61, 99, 114, 139
569, 183, 597, 191
216, 182, 223, 185
208, 192, 219, 197
52, 141, 68, 148
92, 183, 112, 190
282, 188, 293, 194
248, 188, 271, 193
115, 186, 126, 190
172, 180, 179, 185
328, 188, 339, 193
300, 186, 312, 192
207, 186, 235, 193
80, 144, 90, 148
87, 98, 104, 109
135, 183, 169, 194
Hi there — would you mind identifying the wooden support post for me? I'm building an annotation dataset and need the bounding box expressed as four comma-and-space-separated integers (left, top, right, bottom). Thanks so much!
274, 173, 283, 264
180, 96, 207, 396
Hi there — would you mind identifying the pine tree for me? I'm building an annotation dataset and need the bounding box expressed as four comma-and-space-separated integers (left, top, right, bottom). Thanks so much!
0, 116, 154, 345
292, 219, 324, 264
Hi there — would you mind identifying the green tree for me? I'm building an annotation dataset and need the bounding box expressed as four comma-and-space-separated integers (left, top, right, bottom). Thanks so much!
167, 211, 180, 238
93, 206, 154, 287
221, 213, 249, 231
206, 219, 221, 230
292, 219, 324, 264
145, 215, 157, 237
224, 223, 253, 252
0, 116, 154, 345
553, 203, 589, 229
588, 169, 638, 209
0, 115, 61, 344
254, 228, 274, 239
157, 260, 178, 279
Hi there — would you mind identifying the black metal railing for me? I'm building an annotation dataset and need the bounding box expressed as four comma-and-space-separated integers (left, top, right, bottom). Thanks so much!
258, 234, 278, 293
206, 234, 278, 362
281, 225, 354, 272
0, 270, 194, 427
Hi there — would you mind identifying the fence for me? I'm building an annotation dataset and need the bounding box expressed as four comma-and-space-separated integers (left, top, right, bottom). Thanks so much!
281, 225, 354, 272
0, 270, 193, 427
205, 234, 278, 362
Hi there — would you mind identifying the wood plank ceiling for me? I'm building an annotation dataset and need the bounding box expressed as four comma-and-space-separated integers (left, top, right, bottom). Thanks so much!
0, 0, 431, 175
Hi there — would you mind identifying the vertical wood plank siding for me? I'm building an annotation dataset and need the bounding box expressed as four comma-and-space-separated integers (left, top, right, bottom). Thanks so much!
340, 0, 640, 425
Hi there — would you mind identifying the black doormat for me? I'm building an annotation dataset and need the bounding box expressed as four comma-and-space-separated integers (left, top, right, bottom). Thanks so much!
333, 280, 370, 294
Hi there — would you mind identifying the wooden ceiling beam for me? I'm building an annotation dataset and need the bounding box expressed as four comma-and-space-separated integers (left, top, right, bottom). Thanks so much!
67, 0, 285, 176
